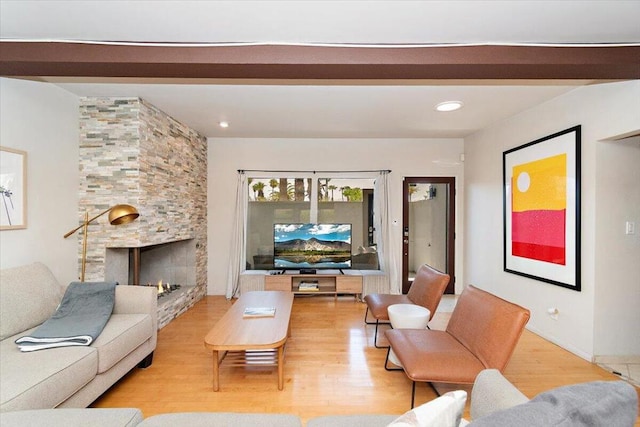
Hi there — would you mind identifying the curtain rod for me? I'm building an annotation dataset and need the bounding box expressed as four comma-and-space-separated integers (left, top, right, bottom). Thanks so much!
237, 169, 391, 174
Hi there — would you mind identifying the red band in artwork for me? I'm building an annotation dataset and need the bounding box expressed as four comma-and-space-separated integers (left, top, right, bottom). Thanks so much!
512, 241, 566, 265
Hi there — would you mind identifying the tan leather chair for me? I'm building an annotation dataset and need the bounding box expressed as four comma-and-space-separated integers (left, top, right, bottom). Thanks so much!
385, 285, 530, 408
364, 264, 450, 348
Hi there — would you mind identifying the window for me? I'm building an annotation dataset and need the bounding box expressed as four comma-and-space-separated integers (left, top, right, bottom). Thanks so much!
245, 176, 377, 270
246, 178, 310, 270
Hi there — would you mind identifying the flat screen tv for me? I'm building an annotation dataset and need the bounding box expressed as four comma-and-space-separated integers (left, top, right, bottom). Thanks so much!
273, 223, 352, 270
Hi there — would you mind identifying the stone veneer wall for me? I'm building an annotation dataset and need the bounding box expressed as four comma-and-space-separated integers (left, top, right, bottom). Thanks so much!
78, 97, 207, 303
157, 286, 202, 329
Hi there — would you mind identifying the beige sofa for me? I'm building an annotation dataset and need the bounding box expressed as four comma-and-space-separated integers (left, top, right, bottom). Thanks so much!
0, 370, 636, 426
0, 262, 157, 412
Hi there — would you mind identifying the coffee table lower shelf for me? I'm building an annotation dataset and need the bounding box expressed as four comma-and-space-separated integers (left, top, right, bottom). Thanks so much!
212, 346, 286, 391
221, 349, 280, 366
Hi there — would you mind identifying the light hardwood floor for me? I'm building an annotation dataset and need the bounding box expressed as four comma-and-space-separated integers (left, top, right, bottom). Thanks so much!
92, 295, 640, 425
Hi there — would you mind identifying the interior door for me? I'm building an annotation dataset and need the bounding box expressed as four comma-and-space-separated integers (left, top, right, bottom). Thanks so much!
402, 177, 455, 294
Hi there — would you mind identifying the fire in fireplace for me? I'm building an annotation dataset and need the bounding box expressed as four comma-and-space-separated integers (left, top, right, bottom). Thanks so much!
150, 280, 182, 298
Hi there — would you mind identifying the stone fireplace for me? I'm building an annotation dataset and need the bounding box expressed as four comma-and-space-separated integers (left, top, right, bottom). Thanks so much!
77, 97, 208, 328
105, 239, 201, 328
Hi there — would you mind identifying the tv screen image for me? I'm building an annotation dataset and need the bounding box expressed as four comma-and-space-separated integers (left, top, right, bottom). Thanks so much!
273, 223, 352, 270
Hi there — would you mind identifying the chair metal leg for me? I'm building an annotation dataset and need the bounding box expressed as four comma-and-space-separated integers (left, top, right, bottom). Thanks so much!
428, 381, 440, 396
384, 346, 403, 371
364, 307, 377, 324
373, 320, 391, 348
410, 382, 440, 408
364, 307, 391, 348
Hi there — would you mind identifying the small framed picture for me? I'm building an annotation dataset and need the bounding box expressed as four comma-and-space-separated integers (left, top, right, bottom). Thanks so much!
1, 146, 27, 230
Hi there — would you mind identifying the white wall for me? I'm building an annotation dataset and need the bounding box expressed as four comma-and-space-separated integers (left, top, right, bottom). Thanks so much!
594, 136, 640, 356
0, 78, 79, 284
464, 80, 640, 360
207, 138, 465, 295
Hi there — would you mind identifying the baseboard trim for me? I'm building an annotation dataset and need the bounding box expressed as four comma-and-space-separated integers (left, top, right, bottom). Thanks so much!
526, 325, 593, 362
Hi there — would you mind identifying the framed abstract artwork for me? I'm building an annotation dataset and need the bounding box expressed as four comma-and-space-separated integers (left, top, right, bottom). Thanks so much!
0, 146, 27, 230
503, 126, 581, 291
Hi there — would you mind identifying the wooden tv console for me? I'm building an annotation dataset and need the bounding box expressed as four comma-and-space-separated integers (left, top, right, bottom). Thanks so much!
264, 272, 362, 299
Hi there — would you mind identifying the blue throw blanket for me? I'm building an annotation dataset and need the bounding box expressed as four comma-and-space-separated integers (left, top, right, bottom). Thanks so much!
15, 281, 116, 352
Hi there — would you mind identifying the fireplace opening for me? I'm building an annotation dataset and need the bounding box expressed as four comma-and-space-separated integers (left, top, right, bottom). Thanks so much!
105, 239, 195, 287
105, 239, 199, 329
129, 240, 195, 287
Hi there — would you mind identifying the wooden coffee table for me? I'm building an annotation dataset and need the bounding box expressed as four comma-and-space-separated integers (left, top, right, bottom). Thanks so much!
204, 291, 294, 391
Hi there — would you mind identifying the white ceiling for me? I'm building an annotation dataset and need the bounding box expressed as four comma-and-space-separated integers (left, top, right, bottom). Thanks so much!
3, 1, 640, 45
45, 80, 584, 139
2, 0, 639, 138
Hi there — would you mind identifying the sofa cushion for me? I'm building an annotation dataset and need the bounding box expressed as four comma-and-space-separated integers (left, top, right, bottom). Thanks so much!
387, 390, 467, 427
469, 380, 638, 426
0, 263, 64, 340
0, 408, 143, 427
307, 414, 398, 427
91, 314, 154, 373
138, 412, 303, 427
469, 369, 529, 420
0, 332, 97, 412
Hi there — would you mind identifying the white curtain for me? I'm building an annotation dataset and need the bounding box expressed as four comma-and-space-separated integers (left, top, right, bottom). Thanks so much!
374, 171, 400, 294
225, 172, 248, 299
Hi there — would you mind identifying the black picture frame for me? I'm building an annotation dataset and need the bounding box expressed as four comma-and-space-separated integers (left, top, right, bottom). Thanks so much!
503, 126, 581, 291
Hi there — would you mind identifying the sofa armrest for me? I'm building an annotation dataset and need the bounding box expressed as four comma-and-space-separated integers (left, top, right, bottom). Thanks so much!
470, 369, 529, 420
113, 285, 158, 333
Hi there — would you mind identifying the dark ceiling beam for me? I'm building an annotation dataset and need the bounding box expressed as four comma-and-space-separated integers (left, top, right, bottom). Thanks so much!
1, 42, 639, 80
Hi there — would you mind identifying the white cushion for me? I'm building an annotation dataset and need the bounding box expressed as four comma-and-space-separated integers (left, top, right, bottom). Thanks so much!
387, 390, 467, 427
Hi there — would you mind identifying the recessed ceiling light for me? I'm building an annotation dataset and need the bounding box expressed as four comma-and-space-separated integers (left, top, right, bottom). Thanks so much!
435, 101, 464, 112
219, 121, 229, 128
